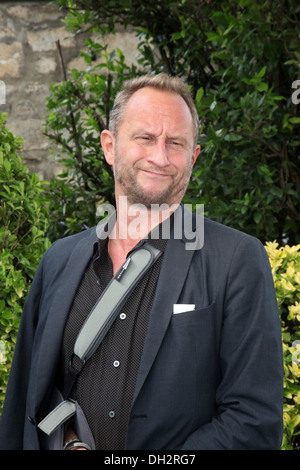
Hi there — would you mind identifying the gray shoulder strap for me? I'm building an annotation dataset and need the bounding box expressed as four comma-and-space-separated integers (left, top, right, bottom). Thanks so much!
74, 242, 161, 362
38, 242, 162, 437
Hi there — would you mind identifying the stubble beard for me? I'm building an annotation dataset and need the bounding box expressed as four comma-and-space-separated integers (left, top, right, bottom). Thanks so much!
113, 149, 193, 209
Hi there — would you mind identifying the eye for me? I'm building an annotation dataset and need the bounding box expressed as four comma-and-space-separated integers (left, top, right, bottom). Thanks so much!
136, 135, 153, 143
168, 140, 183, 148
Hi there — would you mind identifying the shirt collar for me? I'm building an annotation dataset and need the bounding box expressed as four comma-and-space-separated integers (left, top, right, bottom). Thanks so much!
93, 211, 174, 260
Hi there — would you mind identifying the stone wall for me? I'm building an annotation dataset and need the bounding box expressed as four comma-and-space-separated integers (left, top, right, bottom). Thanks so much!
0, 1, 139, 180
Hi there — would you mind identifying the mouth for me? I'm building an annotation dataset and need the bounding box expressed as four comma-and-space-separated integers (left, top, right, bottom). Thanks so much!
140, 169, 173, 178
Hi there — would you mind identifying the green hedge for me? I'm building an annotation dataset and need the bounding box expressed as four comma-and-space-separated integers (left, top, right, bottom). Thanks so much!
265, 242, 300, 449
0, 114, 50, 412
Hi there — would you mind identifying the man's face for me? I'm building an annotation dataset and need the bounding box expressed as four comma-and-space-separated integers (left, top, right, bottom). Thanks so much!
102, 87, 200, 208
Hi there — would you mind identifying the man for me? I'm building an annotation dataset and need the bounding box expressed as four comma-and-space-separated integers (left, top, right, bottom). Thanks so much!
0, 73, 283, 450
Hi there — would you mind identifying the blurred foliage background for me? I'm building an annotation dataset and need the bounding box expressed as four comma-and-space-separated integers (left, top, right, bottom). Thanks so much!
45, 0, 300, 246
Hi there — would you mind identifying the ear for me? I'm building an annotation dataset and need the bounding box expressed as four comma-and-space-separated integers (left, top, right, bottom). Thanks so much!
192, 144, 200, 166
101, 130, 115, 165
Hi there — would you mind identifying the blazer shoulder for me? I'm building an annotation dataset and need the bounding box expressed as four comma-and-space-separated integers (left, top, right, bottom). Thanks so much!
41, 227, 98, 273
48, 227, 97, 253
202, 216, 265, 262
204, 216, 259, 245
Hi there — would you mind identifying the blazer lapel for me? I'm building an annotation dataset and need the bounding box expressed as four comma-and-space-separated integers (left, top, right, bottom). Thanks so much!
131, 206, 197, 405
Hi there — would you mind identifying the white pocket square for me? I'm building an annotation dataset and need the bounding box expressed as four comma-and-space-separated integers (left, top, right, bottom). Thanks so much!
173, 304, 195, 314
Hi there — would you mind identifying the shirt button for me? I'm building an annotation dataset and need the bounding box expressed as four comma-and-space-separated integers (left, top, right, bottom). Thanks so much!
109, 410, 115, 419
113, 360, 120, 368
120, 313, 126, 320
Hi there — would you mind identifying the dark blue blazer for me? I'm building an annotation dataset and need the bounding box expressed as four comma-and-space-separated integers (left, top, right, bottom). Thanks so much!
0, 208, 283, 449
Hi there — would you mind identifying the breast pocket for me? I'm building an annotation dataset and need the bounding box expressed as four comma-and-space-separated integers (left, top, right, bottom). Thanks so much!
167, 301, 219, 387
171, 302, 216, 327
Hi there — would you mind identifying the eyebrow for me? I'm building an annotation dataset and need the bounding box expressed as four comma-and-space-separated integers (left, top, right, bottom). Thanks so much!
131, 130, 190, 146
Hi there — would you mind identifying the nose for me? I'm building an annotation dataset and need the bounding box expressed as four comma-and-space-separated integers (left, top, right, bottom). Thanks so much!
147, 140, 170, 168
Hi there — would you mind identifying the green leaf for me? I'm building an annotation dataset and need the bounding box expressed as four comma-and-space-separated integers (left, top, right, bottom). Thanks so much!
224, 132, 243, 142
270, 186, 283, 198
257, 66, 267, 78
289, 117, 300, 124
206, 32, 221, 42
256, 82, 268, 92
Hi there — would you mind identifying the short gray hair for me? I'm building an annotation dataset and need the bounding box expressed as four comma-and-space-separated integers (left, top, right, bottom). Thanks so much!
109, 73, 199, 147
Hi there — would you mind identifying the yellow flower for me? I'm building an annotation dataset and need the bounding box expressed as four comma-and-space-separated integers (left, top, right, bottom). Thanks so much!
265, 241, 279, 250
294, 392, 300, 405
286, 265, 295, 279
289, 302, 300, 315
265, 241, 280, 259
284, 244, 300, 255
294, 272, 300, 285
289, 362, 300, 378
269, 258, 283, 270
280, 277, 296, 292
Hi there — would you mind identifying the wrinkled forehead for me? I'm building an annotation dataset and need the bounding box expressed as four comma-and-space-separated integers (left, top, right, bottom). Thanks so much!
121, 87, 195, 134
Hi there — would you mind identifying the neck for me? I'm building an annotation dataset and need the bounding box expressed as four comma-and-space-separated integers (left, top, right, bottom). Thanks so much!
108, 194, 178, 273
